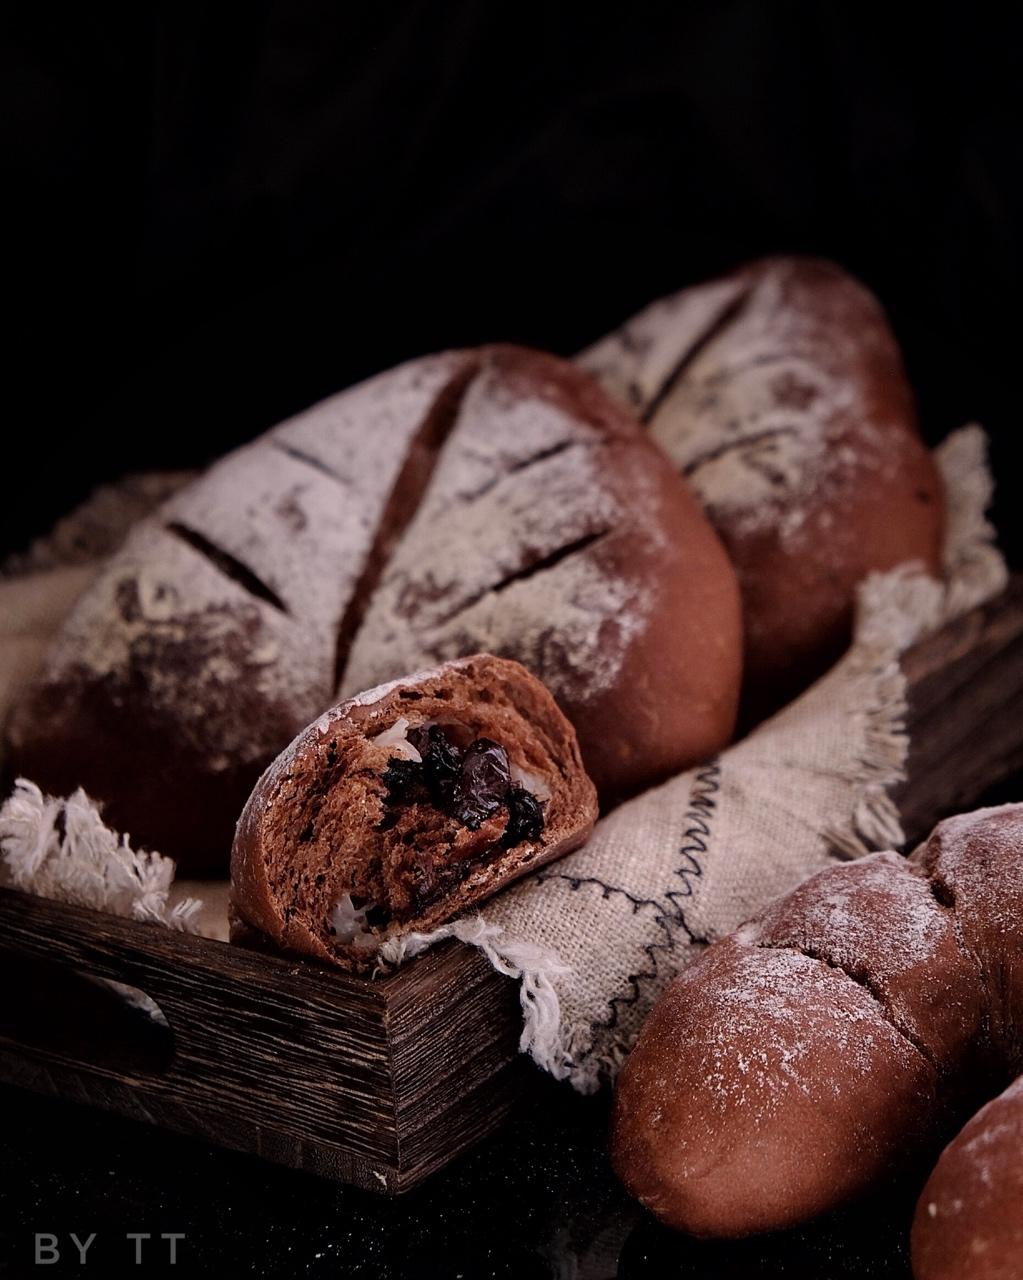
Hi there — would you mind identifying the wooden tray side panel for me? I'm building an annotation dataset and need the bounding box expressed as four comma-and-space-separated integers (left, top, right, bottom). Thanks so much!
0, 891, 400, 1180
898, 576, 1023, 844
386, 942, 525, 1188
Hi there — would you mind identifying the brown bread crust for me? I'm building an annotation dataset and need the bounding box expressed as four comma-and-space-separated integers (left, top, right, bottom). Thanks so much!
4, 352, 477, 873
342, 344, 743, 802
230, 654, 598, 971
911, 1076, 1023, 1280
6, 346, 740, 872
609, 806, 1023, 1239
582, 256, 945, 715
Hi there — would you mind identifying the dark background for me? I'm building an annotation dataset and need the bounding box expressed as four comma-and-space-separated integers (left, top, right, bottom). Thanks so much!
0, 1074, 918, 1278
4, 2, 1022, 561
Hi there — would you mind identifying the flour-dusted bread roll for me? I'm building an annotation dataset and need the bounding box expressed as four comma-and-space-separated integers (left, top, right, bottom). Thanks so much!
231, 655, 597, 970
609, 805, 1023, 1240
7, 345, 741, 873
341, 344, 742, 801
581, 257, 945, 712
912, 1076, 1023, 1280
609, 856, 962, 1237
5, 352, 479, 874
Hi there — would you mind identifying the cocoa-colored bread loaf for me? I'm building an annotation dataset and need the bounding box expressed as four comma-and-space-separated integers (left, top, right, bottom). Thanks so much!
340, 344, 742, 803
609, 805, 1023, 1242
6, 345, 741, 873
912, 1076, 1023, 1280
5, 351, 477, 874
581, 256, 945, 715
230, 654, 598, 970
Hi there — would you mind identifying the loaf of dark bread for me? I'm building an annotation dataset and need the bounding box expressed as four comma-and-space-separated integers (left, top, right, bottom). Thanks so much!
581, 257, 945, 715
5, 352, 477, 873
609, 805, 1023, 1243
340, 344, 742, 803
230, 654, 598, 970
912, 1075, 1023, 1280
6, 345, 741, 873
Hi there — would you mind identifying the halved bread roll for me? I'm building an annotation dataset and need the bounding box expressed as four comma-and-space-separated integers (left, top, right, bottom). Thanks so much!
230, 654, 597, 970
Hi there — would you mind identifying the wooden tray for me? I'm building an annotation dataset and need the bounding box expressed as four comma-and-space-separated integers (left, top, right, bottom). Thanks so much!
2, 577, 1022, 1193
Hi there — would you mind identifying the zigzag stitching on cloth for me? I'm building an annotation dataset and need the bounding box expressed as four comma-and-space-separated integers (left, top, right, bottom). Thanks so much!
664, 761, 720, 916
534, 872, 679, 1037
537, 760, 722, 1041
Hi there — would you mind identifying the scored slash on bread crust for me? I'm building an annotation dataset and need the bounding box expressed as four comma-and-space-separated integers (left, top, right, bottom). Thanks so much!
581, 256, 946, 717
340, 344, 742, 803
6, 344, 740, 873
609, 804, 1023, 1242
230, 654, 598, 972
5, 352, 478, 874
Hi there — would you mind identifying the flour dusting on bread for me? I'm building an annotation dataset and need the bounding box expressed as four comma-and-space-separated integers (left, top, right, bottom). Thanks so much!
582, 256, 945, 707
344, 438, 650, 705
7, 343, 741, 865
342, 359, 656, 705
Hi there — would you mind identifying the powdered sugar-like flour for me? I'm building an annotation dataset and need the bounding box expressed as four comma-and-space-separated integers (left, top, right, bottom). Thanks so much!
342, 361, 658, 706
664, 945, 927, 1123
15, 356, 469, 765
580, 260, 903, 546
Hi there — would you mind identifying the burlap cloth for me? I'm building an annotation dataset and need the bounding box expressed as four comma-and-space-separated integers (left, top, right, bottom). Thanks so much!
0, 428, 1007, 1091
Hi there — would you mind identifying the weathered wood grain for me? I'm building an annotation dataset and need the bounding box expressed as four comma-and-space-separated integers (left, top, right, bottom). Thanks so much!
2, 578, 1022, 1192
0, 892, 520, 1191
897, 575, 1023, 844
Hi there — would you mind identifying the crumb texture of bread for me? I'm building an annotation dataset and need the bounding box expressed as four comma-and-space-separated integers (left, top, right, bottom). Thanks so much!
230, 654, 598, 971
609, 804, 1023, 1240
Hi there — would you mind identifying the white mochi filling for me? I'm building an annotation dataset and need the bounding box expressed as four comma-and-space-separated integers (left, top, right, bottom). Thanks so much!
328, 894, 380, 948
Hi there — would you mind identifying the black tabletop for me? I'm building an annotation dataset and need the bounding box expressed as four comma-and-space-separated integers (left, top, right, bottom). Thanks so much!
0, 1070, 919, 1279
